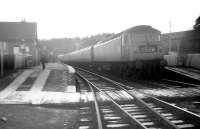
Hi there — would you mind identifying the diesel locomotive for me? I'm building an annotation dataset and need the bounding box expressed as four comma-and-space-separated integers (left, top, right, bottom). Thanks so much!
60, 25, 166, 78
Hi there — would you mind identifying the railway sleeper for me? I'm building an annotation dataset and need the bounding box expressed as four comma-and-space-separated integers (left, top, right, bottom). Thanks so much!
150, 107, 196, 128
78, 105, 98, 129
144, 102, 199, 128
77, 68, 200, 129
121, 106, 167, 128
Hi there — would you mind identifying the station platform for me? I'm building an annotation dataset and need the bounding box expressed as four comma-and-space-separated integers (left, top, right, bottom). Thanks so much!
165, 67, 200, 81
0, 63, 93, 105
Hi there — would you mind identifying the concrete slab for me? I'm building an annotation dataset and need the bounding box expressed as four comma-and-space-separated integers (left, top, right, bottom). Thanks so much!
65, 85, 76, 92
0, 70, 34, 99
30, 69, 51, 92
29, 92, 81, 105
0, 91, 90, 105
0, 63, 88, 105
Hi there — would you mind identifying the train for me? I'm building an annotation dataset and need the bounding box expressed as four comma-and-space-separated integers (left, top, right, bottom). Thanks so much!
60, 25, 166, 78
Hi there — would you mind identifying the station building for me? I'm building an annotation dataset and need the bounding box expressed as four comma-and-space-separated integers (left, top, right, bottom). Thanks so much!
162, 30, 200, 55
0, 21, 39, 73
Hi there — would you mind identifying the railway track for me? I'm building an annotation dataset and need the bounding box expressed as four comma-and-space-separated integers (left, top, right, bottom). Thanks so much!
161, 79, 200, 88
154, 79, 200, 97
76, 71, 135, 129
130, 78, 200, 98
76, 67, 200, 129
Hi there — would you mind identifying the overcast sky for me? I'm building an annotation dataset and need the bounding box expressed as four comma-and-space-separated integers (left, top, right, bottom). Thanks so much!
0, 0, 199, 39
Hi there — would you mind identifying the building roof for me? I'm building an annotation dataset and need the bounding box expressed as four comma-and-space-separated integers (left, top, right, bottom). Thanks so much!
0, 22, 37, 42
125, 25, 161, 34
162, 30, 200, 40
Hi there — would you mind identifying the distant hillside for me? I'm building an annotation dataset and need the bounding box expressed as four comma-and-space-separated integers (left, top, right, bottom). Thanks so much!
39, 33, 115, 56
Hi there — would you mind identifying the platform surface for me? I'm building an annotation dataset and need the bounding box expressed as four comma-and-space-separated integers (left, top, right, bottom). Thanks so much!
0, 63, 85, 105
165, 67, 200, 81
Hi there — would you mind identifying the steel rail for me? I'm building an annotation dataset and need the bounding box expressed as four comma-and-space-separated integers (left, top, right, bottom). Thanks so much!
77, 68, 180, 129
77, 67, 200, 128
144, 79, 200, 97
162, 79, 200, 87
62, 63, 102, 129
77, 72, 148, 129
83, 76, 103, 129
107, 76, 200, 126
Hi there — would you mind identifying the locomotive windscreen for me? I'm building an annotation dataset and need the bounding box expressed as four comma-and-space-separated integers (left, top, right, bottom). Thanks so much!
125, 27, 161, 45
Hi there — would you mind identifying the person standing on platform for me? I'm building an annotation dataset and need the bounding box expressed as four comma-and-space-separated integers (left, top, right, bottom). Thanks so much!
40, 48, 48, 70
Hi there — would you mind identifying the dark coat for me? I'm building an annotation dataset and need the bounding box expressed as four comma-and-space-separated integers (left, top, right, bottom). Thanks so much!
40, 51, 47, 63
